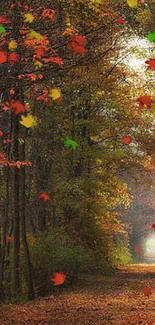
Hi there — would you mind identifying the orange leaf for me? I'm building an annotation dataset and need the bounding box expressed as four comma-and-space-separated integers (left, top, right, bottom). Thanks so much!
144, 288, 152, 297
35, 46, 46, 58
0, 49, 7, 64
137, 95, 154, 109
10, 100, 25, 114
8, 52, 19, 64
38, 192, 50, 202
122, 136, 132, 144
50, 272, 66, 286
145, 58, 155, 70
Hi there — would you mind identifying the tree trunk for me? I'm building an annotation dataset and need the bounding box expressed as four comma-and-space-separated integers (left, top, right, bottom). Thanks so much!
20, 139, 35, 300
12, 114, 20, 299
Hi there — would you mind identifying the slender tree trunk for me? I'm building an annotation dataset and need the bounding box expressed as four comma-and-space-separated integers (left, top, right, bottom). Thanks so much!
12, 114, 20, 299
0, 114, 13, 302
20, 139, 35, 300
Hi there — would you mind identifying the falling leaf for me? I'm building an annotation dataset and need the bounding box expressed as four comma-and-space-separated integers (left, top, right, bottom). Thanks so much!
0, 130, 3, 136
0, 50, 7, 64
144, 288, 152, 297
8, 52, 19, 64
48, 88, 61, 100
23, 13, 34, 23
8, 40, 17, 51
38, 192, 50, 202
35, 46, 46, 58
41, 8, 55, 19
146, 31, 155, 42
18, 138, 24, 144
10, 100, 25, 114
151, 223, 155, 232
9, 89, 15, 95
145, 58, 155, 70
50, 272, 66, 286
127, 0, 138, 7
70, 35, 86, 57
0, 24, 6, 34
117, 17, 126, 24
26, 73, 37, 81
34, 60, 43, 69
19, 114, 37, 128
0, 16, 11, 24
61, 137, 78, 150
137, 95, 154, 109
122, 136, 132, 144
26, 29, 43, 44
93, 0, 105, 4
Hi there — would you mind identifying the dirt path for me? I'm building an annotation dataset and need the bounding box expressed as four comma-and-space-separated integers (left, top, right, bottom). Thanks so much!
1, 264, 155, 325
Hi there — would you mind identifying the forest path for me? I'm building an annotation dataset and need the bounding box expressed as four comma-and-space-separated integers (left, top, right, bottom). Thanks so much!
1, 264, 155, 325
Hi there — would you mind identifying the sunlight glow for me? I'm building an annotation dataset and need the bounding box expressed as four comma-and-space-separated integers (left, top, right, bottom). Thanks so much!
120, 37, 154, 73
144, 235, 155, 263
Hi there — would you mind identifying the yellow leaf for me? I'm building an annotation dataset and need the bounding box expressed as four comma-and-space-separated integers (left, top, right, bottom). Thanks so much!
48, 88, 61, 100
93, 0, 104, 4
26, 30, 43, 44
127, 0, 138, 7
19, 114, 37, 128
8, 40, 17, 51
34, 60, 43, 69
18, 138, 24, 144
24, 13, 34, 23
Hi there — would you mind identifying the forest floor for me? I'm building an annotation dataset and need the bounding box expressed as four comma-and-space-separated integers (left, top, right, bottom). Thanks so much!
1, 264, 155, 325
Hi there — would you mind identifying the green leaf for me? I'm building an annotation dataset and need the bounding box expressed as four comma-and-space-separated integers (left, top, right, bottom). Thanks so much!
146, 31, 155, 42
61, 137, 78, 150
0, 24, 6, 34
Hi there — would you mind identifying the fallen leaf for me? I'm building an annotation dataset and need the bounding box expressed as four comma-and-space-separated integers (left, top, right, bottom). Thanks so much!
144, 288, 152, 297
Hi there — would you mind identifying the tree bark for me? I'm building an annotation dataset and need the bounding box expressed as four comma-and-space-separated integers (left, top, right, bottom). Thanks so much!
20, 139, 35, 300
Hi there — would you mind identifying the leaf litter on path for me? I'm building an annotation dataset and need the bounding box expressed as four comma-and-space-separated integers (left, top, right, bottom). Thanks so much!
1, 265, 155, 325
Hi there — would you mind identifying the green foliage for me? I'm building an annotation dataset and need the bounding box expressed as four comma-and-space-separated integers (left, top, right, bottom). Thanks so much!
29, 229, 96, 295
112, 242, 133, 266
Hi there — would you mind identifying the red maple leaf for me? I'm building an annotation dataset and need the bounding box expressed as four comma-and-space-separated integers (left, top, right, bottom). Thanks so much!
0, 130, 3, 136
151, 223, 155, 232
41, 8, 55, 19
117, 17, 126, 24
38, 192, 50, 202
0, 16, 11, 24
10, 100, 25, 114
50, 272, 66, 286
70, 35, 86, 57
122, 135, 132, 144
42, 56, 63, 66
144, 287, 152, 297
137, 95, 154, 109
8, 52, 19, 64
35, 46, 46, 58
9, 89, 15, 95
26, 73, 37, 81
145, 58, 155, 70
0, 50, 7, 64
